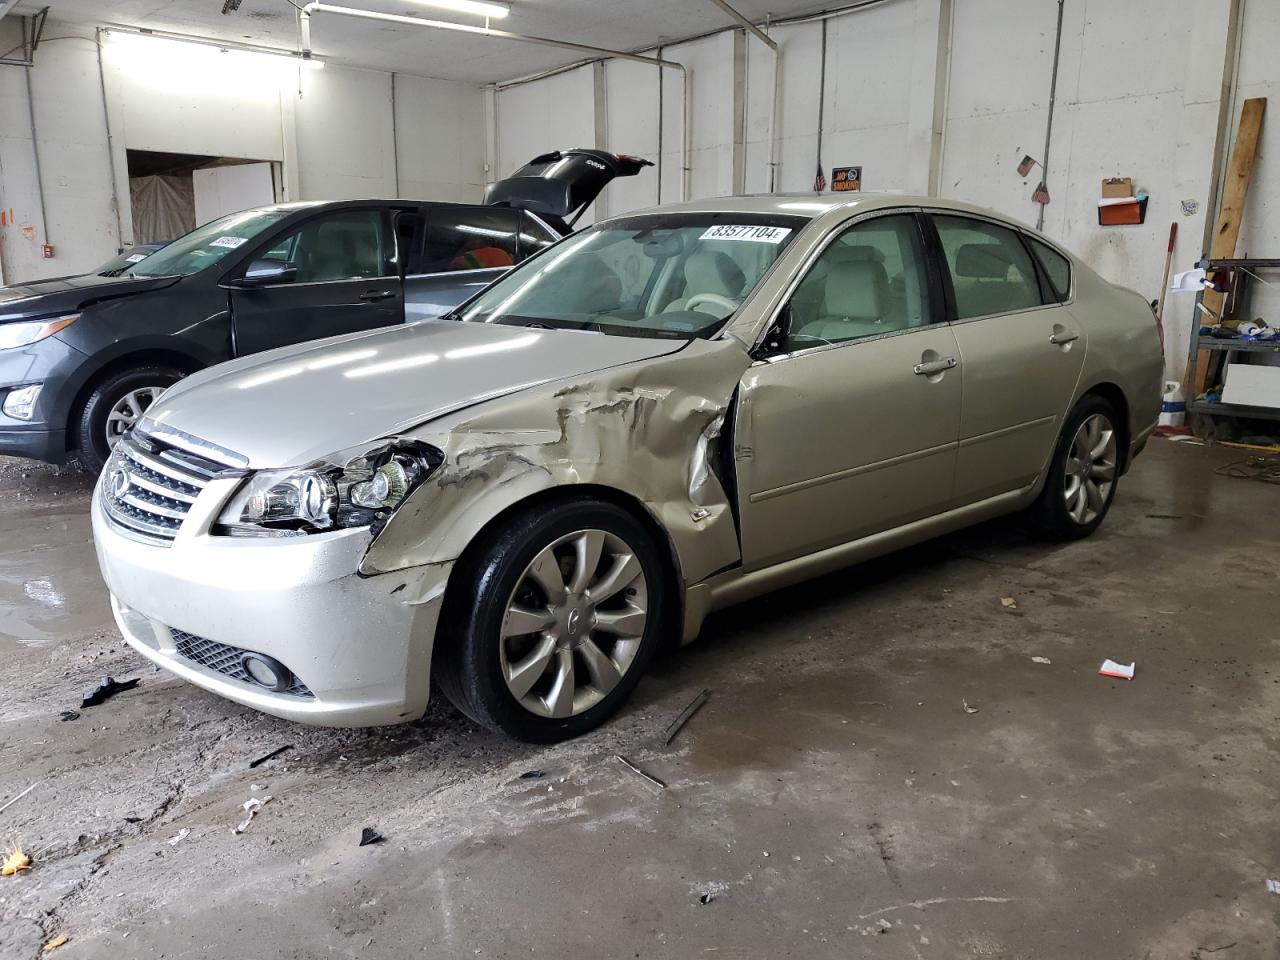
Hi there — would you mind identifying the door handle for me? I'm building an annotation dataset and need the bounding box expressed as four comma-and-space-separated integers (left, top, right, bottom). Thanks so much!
913, 356, 958, 376
1049, 330, 1079, 345
359, 289, 397, 302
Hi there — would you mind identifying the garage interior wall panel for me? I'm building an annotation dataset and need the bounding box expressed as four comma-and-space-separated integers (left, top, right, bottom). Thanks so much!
602, 59, 660, 215
0, 24, 118, 284
394, 74, 486, 204
295, 65, 397, 201
104, 40, 285, 163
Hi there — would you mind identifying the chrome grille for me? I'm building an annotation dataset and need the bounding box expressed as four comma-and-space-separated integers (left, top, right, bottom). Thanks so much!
100, 426, 238, 545
171, 629, 314, 698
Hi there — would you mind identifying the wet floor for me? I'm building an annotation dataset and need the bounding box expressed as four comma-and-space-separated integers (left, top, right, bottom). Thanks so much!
1, 439, 1277, 958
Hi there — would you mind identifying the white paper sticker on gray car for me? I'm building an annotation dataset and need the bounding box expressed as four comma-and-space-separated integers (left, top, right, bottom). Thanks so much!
209, 236, 249, 249
699, 225, 793, 244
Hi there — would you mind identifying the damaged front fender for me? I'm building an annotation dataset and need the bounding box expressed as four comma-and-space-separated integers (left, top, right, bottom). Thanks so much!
360, 339, 752, 621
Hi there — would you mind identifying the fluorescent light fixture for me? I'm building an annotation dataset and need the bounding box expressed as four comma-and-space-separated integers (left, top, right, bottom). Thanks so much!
404, 0, 510, 18
104, 28, 324, 71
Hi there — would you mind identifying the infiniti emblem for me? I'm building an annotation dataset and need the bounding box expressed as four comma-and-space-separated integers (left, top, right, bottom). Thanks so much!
566, 609, 582, 636
107, 466, 131, 499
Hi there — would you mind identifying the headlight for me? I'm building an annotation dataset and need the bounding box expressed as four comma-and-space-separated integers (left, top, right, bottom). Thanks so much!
216, 440, 442, 537
0, 314, 79, 350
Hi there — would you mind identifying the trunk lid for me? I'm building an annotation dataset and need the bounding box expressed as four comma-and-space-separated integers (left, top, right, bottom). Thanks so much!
484, 149, 653, 229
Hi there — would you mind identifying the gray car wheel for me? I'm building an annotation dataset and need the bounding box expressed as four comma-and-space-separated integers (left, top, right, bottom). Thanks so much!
1032, 394, 1122, 540
436, 498, 667, 743
74, 365, 183, 474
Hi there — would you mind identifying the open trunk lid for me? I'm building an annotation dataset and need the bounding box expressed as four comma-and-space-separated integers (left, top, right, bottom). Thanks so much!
484, 149, 653, 229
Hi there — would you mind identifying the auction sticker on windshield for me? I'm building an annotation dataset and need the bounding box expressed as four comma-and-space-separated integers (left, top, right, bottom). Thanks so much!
699, 225, 792, 243
209, 236, 249, 249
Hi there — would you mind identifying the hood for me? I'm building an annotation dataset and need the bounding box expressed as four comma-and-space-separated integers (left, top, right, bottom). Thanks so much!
146, 320, 686, 468
0, 273, 180, 321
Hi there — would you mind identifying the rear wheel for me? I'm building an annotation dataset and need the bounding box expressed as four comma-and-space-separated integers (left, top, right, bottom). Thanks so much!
74, 365, 183, 474
435, 498, 667, 743
1032, 395, 1121, 540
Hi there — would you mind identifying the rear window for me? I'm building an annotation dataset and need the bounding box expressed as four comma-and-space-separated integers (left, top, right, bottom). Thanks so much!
1028, 237, 1072, 301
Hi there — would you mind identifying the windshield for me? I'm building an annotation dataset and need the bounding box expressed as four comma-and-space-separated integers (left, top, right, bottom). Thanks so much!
457, 212, 809, 339
125, 209, 289, 278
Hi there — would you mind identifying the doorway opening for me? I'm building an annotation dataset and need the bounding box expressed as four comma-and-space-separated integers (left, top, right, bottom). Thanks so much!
126, 150, 282, 245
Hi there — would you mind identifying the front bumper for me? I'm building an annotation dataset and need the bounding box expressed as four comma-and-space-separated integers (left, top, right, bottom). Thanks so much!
0, 425, 66, 463
91, 479, 452, 727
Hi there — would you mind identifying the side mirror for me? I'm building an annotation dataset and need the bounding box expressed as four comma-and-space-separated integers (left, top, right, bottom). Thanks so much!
751, 303, 792, 361
231, 259, 296, 288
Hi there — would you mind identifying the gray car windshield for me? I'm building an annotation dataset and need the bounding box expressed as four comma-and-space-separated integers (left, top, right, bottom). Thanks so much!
125, 209, 289, 278
458, 213, 809, 339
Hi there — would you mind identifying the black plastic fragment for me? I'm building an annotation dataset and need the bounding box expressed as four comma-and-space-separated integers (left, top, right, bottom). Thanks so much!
359, 827, 385, 847
81, 676, 140, 709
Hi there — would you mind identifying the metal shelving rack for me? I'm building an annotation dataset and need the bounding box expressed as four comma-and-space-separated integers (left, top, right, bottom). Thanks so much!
1185, 257, 1280, 426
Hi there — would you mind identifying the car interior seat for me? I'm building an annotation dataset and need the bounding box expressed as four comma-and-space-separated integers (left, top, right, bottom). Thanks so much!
793, 246, 892, 341
952, 243, 1037, 317
665, 250, 745, 313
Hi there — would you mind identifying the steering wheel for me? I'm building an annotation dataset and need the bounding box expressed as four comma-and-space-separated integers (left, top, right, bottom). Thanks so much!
684, 293, 738, 318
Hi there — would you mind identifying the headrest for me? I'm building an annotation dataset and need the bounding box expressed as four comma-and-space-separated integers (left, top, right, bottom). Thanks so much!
828, 243, 886, 264
685, 251, 745, 298
825, 259, 888, 320
955, 243, 1014, 279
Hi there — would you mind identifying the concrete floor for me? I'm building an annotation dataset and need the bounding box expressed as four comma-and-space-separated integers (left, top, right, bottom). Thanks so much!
1, 438, 1277, 959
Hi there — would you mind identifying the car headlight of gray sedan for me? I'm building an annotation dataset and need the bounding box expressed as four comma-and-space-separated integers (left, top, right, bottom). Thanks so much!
216, 440, 443, 536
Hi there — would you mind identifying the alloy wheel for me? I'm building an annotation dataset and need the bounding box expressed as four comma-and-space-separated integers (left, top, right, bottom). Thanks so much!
499, 529, 648, 719
104, 387, 161, 449
1063, 413, 1117, 525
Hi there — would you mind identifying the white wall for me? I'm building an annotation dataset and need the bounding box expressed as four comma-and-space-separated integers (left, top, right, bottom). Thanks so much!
0, 24, 118, 283
489, 0, 1275, 382
0, 21, 486, 284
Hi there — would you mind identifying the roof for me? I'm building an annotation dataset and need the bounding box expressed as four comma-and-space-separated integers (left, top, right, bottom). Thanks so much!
610, 193, 1037, 232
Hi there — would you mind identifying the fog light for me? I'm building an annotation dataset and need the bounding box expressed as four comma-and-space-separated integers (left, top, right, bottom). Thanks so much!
239, 652, 292, 692
2, 383, 42, 420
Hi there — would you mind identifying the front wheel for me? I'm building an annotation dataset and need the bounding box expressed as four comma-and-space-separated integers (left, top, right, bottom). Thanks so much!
1032, 395, 1121, 540
74, 365, 183, 473
435, 499, 667, 743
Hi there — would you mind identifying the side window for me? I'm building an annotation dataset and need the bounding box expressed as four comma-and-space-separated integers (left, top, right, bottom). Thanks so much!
254, 211, 389, 283
424, 208, 518, 273
933, 215, 1042, 320
519, 213, 559, 260
785, 213, 931, 350
1028, 236, 1071, 302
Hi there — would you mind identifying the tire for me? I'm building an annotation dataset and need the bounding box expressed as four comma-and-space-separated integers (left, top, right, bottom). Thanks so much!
1032, 394, 1122, 541
74, 365, 183, 474
435, 498, 668, 743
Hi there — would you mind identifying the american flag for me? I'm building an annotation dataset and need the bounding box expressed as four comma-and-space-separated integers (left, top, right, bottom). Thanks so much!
813, 162, 826, 192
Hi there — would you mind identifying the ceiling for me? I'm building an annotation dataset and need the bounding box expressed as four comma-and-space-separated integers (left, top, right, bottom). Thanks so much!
17, 0, 838, 84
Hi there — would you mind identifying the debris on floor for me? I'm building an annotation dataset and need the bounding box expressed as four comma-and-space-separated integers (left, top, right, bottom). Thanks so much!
166, 828, 190, 846
1098, 659, 1136, 680
664, 688, 711, 745
248, 745, 293, 769
41, 934, 69, 953
962, 699, 980, 714
519, 769, 544, 780
80, 676, 140, 709
0, 781, 38, 816
1031, 656, 1052, 665
359, 827, 385, 847
58, 710, 79, 722
1000, 597, 1018, 610
698, 892, 715, 905
616, 754, 665, 791
2, 845, 32, 875
1266, 878, 1280, 895
233, 795, 273, 835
